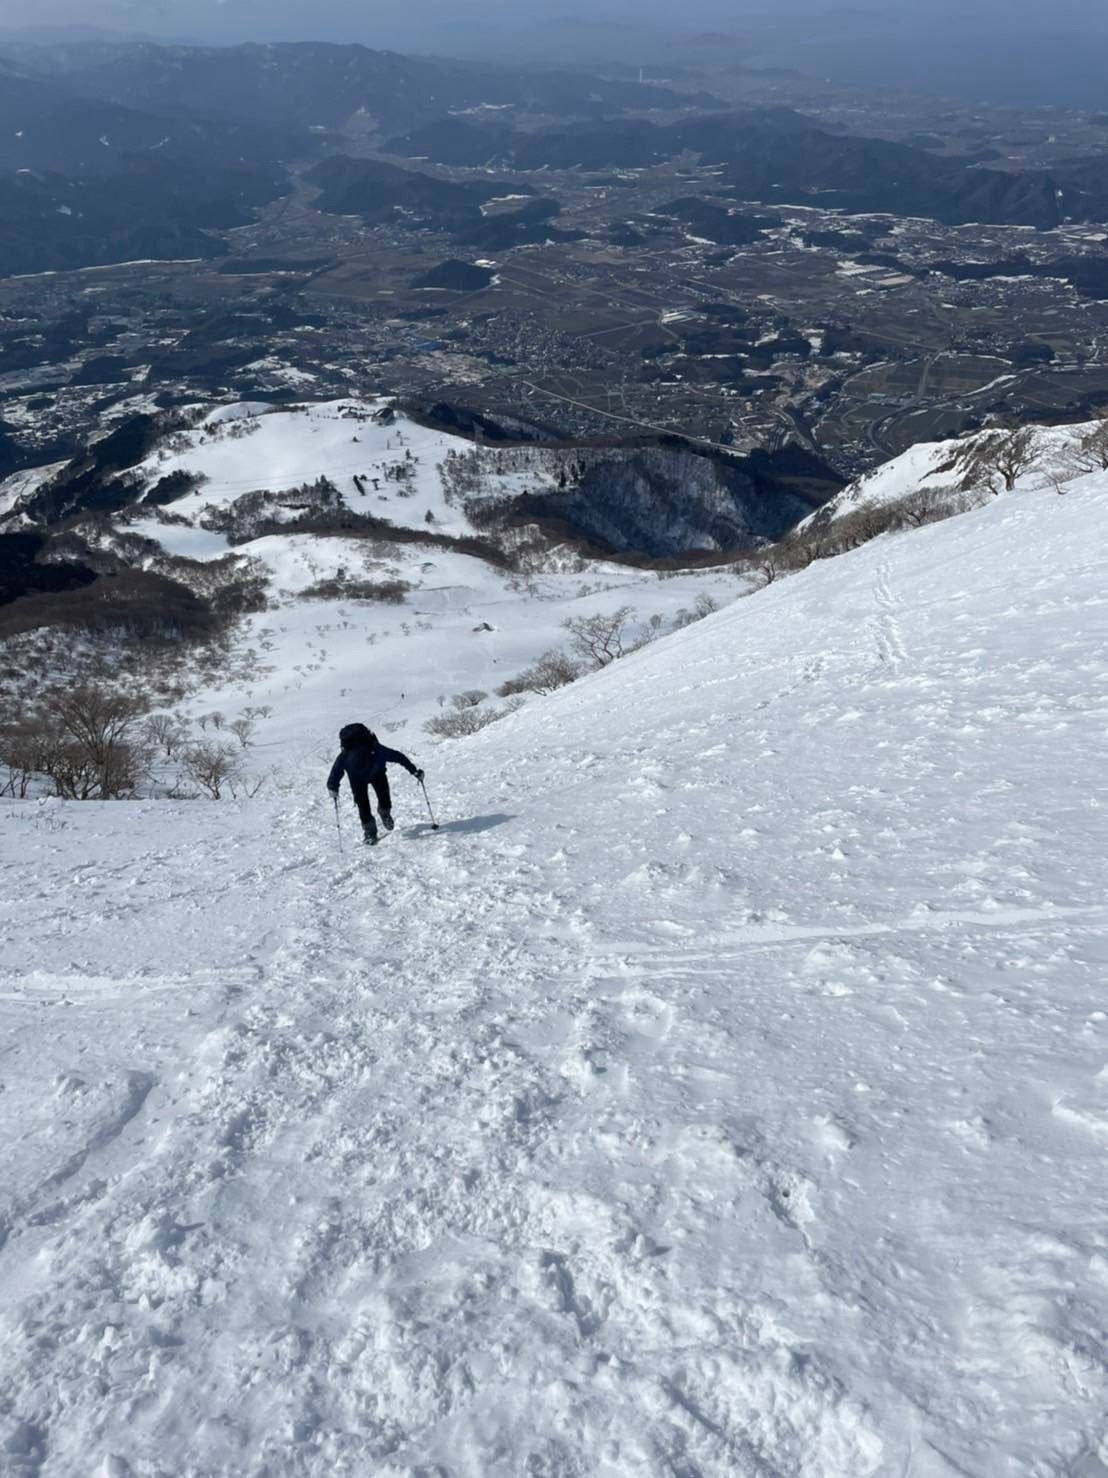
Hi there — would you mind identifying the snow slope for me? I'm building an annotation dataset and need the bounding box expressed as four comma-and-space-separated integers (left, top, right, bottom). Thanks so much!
1, 473, 1107, 1476
0, 460, 67, 519
130, 398, 554, 538
134, 530, 741, 760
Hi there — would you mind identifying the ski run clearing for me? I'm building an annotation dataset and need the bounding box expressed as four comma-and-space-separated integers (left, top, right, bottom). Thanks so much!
2, 448, 1107, 1477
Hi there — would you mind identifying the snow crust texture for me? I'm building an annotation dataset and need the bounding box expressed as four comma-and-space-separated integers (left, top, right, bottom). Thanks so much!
1, 475, 1107, 1476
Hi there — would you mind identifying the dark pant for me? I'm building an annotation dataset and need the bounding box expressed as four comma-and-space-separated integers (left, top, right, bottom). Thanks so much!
351, 775, 391, 834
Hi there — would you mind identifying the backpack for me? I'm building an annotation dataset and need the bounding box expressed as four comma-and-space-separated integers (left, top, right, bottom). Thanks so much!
339, 722, 376, 749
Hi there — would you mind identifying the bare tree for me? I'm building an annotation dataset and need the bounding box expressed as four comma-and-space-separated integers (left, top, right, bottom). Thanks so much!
993, 428, 1037, 491
563, 606, 636, 669
39, 744, 103, 800
144, 713, 187, 759
181, 742, 240, 799
228, 717, 256, 749
36, 686, 150, 799
0, 720, 47, 798
955, 427, 1037, 494
1073, 419, 1108, 473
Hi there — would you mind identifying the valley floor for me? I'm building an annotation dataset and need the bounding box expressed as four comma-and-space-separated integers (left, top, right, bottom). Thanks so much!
1, 479, 1106, 1476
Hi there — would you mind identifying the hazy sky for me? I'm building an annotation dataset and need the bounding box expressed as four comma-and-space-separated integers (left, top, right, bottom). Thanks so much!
2, 0, 1107, 111
1, 0, 1105, 46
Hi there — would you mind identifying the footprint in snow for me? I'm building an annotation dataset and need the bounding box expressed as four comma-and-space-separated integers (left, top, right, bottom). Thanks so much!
621, 990, 676, 1042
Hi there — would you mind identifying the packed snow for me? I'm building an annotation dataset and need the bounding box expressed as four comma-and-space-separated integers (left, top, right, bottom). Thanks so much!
1, 461, 1107, 1475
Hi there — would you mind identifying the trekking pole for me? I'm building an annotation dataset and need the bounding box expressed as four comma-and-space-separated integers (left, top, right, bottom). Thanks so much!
419, 776, 439, 831
333, 791, 345, 855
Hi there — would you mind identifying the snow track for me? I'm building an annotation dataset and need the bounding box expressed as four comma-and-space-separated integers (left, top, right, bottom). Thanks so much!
872, 561, 907, 672
2, 476, 1107, 1475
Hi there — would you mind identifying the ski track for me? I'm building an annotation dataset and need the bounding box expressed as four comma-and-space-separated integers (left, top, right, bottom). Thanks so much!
1, 479, 1107, 1475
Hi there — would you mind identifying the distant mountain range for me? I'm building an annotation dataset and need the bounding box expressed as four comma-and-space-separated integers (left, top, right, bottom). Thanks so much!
0, 40, 709, 276
0, 161, 289, 278
2, 37, 1108, 278
0, 60, 303, 176
0, 40, 700, 136
388, 111, 1078, 230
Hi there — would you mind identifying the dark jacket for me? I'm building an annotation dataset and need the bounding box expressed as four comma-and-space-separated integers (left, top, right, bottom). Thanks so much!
328, 735, 417, 791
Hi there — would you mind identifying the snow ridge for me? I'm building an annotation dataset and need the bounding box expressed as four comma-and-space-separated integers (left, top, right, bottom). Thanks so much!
810, 417, 1103, 529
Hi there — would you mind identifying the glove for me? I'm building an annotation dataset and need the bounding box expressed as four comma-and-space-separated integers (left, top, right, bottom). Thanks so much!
414, 768, 425, 782
327, 785, 339, 797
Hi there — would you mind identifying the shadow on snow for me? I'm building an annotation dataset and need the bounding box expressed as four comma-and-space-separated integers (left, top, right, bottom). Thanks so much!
405, 813, 516, 838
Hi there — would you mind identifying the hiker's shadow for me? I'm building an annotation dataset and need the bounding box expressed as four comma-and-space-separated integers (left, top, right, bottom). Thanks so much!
406, 812, 515, 838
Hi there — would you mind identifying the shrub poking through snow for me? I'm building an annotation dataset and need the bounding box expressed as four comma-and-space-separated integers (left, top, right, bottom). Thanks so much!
300, 577, 410, 604
181, 741, 241, 799
451, 690, 488, 711
424, 693, 523, 739
497, 649, 581, 698
672, 592, 719, 630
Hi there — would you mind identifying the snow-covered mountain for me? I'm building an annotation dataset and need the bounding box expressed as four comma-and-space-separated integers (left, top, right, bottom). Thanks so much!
1, 443, 1105, 1473
0, 397, 833, 756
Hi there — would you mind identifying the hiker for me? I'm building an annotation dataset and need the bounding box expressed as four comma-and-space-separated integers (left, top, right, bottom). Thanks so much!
327, 723, 424, 845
